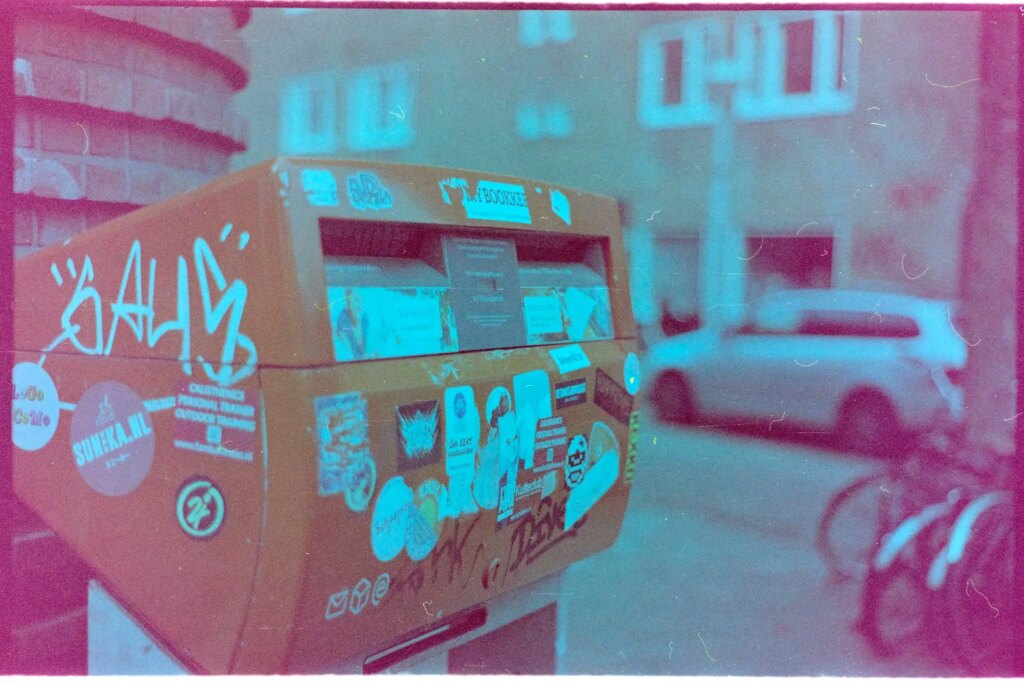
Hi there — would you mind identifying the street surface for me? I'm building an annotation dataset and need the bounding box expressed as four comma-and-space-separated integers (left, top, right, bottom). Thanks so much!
558, 415, 958, 676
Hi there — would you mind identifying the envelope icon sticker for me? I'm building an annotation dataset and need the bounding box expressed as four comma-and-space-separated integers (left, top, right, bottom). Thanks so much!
325, 588, 350, 621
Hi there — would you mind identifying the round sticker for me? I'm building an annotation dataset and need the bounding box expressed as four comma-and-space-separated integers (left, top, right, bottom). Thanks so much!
70, 381, 155, 496
623, 352, 641, 396
12, 362, 60, 451
371, 477, 413, 562
407, 479, 445, 561
589, 421, 621, 468
343, 452, 377, 513
565, 434, 588, 488
176, 478, 226, 539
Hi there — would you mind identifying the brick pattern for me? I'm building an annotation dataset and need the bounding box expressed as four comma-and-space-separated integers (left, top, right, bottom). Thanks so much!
10, 7, 249, 673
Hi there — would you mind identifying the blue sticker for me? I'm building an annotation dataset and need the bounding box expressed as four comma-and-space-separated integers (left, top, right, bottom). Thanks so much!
439, 177, 532, 224
347, 172, 393, 211
550, 189, 571, 225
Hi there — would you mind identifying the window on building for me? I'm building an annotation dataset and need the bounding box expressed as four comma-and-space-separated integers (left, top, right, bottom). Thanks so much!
519, 11, 576, 47
734, 11, 859, 120
744, 234, 833, 302
516, 101, 574, 140
346, 63, 415, 152
280, 72, 337, 154
637, 21, 721, 129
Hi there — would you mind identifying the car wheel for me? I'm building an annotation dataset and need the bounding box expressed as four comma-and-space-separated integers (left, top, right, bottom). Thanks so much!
652, 373, 695, 424
837, 391, 900, 457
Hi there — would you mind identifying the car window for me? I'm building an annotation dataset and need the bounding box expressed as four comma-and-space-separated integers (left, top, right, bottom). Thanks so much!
796, 309, 920, 338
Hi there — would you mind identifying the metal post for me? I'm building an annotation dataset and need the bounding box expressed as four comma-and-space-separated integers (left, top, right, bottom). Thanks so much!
702, 96, 743, 331
1, 5, 18, 674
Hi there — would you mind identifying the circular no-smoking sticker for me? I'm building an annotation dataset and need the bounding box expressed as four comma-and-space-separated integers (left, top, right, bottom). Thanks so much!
176, 478, 226, 540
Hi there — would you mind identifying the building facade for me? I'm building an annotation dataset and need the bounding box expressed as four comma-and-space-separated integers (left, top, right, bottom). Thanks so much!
11, 6, 249, 672
235, 9, 980, 333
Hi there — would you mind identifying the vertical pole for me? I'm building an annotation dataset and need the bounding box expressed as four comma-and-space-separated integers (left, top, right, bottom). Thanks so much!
702, 102, 741, 330
0, 5, 17, 675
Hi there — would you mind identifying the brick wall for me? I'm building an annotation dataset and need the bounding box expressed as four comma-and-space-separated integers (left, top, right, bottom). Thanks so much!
10, 6, 249, 673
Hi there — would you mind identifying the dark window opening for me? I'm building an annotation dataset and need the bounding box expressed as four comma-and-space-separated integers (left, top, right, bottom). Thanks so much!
745, 235, 833, 302
662, 38, 684, 105
798, 310, 920, 339
783, 19, 815, 94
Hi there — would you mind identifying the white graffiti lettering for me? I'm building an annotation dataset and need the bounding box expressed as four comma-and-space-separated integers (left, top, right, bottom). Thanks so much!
47, 225, 255, 386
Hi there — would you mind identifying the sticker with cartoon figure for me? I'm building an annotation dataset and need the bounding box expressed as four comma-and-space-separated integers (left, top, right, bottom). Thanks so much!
444, 386, 480, 516
12, 362, 60, 451
564, 434, 588, 489
315, 392, 376, 512
176, 477, 226, 540
70, 381, 155, 496
564, 421, 620, 530
475, 386, 516, 510
396, 400, 441, 472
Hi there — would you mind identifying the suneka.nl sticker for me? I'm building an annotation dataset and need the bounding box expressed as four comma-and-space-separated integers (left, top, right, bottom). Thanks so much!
70, 381, 155, 496
12, 362, 60, 451
371, 476, 414, 562
564, 421, 621, 530
301, 168, 340, 206
444, 385, 480, 516
548, 344, 591, 375
396, 400, 442, 472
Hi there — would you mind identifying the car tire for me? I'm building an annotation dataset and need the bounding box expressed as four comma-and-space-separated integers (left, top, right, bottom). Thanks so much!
652, 372, 695, 424
836, 391, 901, 457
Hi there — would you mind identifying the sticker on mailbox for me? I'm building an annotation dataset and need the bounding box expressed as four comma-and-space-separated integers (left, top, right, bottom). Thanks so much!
12, 362, 60, 452
346, 172, 393, 211
176, 477, 226, 540
173, 381, 256, 463
548, 344, 590, 375
71, 381, 154, 497
301, 168, 339, 206
396, 400, 441, 472
315, 392, 376, 511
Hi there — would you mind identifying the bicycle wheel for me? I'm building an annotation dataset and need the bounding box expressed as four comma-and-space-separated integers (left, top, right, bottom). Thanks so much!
859, 507, 958, 658
817, 471, 892, 582
944, 501, 1013, 675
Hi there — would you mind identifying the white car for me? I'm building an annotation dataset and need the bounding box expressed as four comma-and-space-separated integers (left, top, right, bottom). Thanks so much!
645, 289, 967, 455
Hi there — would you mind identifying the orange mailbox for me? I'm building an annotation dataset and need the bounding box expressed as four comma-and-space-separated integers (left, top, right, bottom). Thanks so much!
12, 158, 641, 673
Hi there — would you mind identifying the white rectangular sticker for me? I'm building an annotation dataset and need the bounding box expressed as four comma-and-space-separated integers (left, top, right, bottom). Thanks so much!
564, 448, 619, 530
548, 344, 591, 375
301, 168, 340, 207
523, 295, 564, 336
439, 178, 532, 224
444, 385, 480, 516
